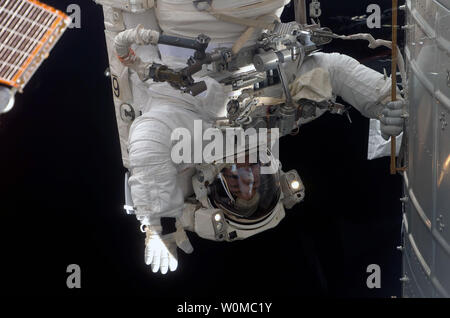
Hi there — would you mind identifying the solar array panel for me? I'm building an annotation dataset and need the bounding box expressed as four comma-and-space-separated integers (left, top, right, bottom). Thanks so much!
0, 0, 70, 90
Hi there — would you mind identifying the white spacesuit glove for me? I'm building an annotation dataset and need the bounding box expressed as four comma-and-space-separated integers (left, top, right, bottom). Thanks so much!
143, 222, 194, 275
380, 100, 405, 141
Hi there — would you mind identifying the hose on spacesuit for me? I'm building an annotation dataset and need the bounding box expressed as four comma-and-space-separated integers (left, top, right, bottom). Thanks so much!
329, 32, 407, 95
114, 25, 160, 60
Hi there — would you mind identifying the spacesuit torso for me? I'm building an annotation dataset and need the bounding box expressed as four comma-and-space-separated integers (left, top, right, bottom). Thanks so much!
95, 0, 401, 273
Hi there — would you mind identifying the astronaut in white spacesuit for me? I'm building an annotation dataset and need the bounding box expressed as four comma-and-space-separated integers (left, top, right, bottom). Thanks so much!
95, 0, 404, 275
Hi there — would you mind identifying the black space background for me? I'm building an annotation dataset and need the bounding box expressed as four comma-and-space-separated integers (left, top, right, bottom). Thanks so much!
0, 0, 406, 301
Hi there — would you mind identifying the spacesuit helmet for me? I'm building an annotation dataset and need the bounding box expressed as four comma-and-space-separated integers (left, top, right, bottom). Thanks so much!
207, 153, 281, 224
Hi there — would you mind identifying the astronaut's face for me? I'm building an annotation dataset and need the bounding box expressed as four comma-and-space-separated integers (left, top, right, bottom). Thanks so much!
209, 156, 281, 220
222, 163, 261, 201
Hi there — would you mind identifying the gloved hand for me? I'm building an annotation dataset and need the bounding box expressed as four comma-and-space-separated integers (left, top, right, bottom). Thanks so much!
143, 223, 193, 275
380, 100, 405, 140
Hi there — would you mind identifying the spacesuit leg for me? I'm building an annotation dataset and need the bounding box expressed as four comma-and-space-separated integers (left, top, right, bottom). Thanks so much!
100, 3, 161, 168
128, 114, 196, 273
127, 116, 184, 224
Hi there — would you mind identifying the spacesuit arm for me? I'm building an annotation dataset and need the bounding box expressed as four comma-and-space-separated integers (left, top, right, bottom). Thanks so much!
128, 117, 185, 226
307, 52, 397, 119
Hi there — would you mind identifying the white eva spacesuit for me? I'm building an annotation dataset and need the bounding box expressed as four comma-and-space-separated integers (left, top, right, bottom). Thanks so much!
95, 0, 404, 274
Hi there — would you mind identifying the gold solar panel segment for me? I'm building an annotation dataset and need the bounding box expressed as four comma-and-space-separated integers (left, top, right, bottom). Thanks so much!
0, 0, 71, 91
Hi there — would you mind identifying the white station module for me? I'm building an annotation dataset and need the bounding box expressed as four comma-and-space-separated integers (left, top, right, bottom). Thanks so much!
402, 0, 450, 298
